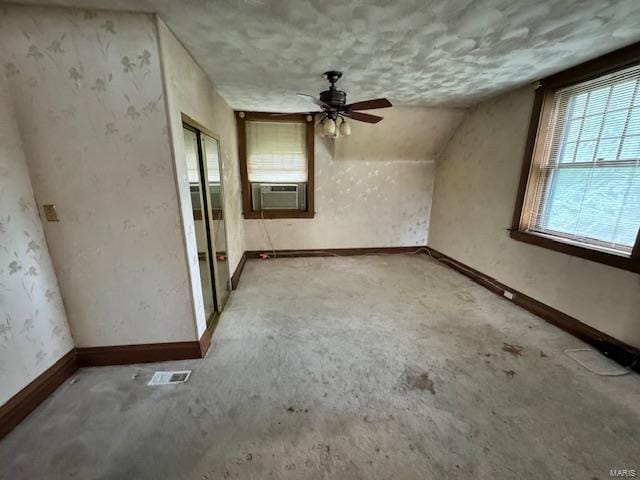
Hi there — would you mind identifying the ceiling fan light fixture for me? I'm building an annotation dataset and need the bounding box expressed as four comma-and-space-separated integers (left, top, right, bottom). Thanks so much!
295, 73, 392, 133
339, 119, 351, 136
322, 118, 336, 136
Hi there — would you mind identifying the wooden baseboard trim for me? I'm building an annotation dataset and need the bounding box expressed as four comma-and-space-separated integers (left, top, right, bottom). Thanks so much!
199, 318, 217, 357
2, 330, 219, 439
426, 247, 640, 372
76, 341, 203, 367
0, 349, 78, 440
231, 251, 247, 290
246, 246, 427, 259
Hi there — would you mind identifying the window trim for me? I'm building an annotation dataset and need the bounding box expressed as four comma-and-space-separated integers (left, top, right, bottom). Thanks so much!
511, 42, 640, 274
236, 111, 315, 219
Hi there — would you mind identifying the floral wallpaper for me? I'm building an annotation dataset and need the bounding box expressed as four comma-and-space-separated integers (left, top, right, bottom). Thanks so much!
0, 78, 74, 406
429, 84, 640, 348
157, 19, 245, 336
0, 5, 197, 346
244, 107, 465, 251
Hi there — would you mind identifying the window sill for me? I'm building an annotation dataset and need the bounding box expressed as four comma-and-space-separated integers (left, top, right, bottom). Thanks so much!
510, 230, 639, 274
243, 210, 315, 220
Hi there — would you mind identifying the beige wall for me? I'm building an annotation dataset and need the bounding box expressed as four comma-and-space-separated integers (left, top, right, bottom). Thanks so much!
0, 5, 196, 346
157, 19, 245, 336
0, 78, 74, 405
244, 107, 465, 251
429, 84, 640, 348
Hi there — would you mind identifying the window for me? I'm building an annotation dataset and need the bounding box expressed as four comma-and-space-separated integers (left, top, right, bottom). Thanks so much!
236, 112, 314, 219
513, 44, 640, 273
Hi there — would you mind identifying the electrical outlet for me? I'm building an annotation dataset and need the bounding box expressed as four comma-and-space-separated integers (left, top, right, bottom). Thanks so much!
503, 290, 515, 301
42, 204, 59, 222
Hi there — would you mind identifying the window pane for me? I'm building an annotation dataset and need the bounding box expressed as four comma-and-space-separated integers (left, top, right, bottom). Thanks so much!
600, 109, 626, 139
620, 135, 640, 160
628, 107, 640, 132
586, 86, 609, 115
560, 142, 576, 163
579, 115, 603, 141
542, 169, 581, 234
565, 119, 581, 143
613, 171, 640, 246
575, 140, 596, 162
595, 137, 620, 161
542, 165, 640, 247
609, 80, 635, 110
570, 92, 588, 118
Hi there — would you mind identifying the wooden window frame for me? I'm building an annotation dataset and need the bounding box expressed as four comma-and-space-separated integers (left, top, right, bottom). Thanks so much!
511, 41, 640, 274
236, 111, 315, 219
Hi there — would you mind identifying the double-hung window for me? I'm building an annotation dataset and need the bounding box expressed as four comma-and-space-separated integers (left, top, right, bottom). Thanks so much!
513, 46, 640, 273
236, 112, 314, 219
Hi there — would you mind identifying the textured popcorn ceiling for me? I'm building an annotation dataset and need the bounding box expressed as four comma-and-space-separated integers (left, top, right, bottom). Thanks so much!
14, 0, 640, 111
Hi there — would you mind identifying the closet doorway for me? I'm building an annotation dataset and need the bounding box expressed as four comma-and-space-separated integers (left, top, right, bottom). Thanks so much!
183, 120, 230, 326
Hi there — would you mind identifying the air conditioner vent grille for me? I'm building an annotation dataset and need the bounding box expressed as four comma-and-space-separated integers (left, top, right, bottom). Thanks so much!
251, 183, 306, 211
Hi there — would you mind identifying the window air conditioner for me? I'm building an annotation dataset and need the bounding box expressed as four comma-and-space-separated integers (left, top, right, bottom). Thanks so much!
251, 183, 306, 210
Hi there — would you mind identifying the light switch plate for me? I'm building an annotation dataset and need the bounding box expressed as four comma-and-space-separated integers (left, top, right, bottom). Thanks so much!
42, 204, 59, 222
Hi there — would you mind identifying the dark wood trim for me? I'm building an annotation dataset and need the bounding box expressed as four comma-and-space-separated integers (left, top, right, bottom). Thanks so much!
181, 113, 220, 140
76, 341, 203, 367
426, 247, 639, 372
511, 86, 545, 231
236, 111, 250, 216
305, 112, 315, 218
2, 333, 219, 438
542, 41, 640, 90
511, 230, 639, 274
426, 248, 505, 296
235, 111, 315, 220
199, 318, 217, 357
246, 246, 427, 259
0, 349, 78, 440
237, 112, 310, 122
633, 229, 640, 259
231, 251, 247, 290
512, 42, 640, 273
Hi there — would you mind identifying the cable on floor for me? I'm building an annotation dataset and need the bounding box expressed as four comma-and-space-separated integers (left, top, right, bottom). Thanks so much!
260, 210, 277, 258
564, 348, 631, 376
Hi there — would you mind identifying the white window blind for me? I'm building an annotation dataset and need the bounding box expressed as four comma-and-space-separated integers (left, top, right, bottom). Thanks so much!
246, 121, 307, 183
527, 63, 640, 256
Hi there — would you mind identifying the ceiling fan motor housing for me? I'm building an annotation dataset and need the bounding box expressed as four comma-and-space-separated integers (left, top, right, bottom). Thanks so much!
295, 70, 390, 124
320, 70, 347, 117
319, 88, 347, 107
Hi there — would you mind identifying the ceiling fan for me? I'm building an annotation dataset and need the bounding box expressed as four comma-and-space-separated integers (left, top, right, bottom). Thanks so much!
291, 71, 392, 137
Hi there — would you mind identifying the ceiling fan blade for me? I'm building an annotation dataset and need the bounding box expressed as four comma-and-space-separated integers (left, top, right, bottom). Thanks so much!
345, 98, 392, 111
296, 93, 331, 109
345, 111, 383, 124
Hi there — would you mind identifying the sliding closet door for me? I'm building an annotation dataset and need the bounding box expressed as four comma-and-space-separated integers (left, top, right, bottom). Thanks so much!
183, 126, 217, 321
201, 133, 230, 309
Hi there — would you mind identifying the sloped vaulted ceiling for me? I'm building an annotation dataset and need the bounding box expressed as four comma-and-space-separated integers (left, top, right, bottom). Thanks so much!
11, 0, 640, 111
